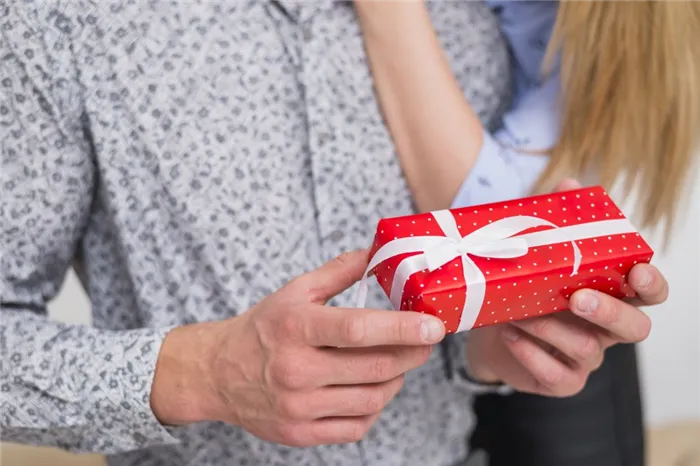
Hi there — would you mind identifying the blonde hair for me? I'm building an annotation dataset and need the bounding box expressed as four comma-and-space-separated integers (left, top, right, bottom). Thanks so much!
536, 1, 700, 237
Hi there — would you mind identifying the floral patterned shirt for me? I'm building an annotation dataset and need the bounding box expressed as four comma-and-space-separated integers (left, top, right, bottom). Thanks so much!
1, 1, 513, 465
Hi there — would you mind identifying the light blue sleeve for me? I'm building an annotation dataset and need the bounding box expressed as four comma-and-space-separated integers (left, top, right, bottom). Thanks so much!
451, 73, 559, 208
486, 1, 558, 105
451, 1, 560, 208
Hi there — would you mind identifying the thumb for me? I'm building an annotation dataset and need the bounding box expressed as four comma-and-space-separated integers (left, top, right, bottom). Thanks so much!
553, 178, 582, 193
297, 249, 370, 304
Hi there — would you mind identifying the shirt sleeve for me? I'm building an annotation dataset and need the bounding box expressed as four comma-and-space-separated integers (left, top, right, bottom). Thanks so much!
451, 65, 560, 209
452, 1, 561, 209
0, 5, 177, 454
486, 0, 558, 105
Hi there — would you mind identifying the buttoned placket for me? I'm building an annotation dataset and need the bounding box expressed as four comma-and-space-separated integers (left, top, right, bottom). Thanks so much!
267, 2, 366, 464
296, 5, 374, 465
288, 1, 345, 262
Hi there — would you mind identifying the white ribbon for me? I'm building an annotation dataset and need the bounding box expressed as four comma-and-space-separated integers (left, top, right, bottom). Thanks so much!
356, 212, 637, 332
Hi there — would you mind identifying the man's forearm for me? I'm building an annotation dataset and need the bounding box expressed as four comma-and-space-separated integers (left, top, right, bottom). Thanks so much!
356, 1, 484, 212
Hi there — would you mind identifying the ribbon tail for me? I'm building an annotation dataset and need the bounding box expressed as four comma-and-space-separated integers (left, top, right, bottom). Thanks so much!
357, 255, 429, 310
455, 256, 487, 333
572, 246, 582, 276
390, 254, 429, 310
355, 275, 369, 308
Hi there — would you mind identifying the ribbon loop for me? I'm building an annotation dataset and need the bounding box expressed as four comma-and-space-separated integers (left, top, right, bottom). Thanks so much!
424, 238, 462, 272
466, 237, 530, 259
423, 236, 531, 272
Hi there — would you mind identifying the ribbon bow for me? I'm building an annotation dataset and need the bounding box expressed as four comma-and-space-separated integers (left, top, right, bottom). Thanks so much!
356, 210, 635, 332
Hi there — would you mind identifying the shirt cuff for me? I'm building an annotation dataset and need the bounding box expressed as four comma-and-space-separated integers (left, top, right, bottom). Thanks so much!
2, 310, 180, 454
447, 332, 514, 396
123, 326, 182, 449
451, 128, 548, 209
71, 325, 181, 453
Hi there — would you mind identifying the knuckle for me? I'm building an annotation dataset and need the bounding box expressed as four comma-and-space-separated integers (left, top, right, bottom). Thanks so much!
532, 318, 553, 338
364, 389, 386, 414
277, 395, 304, 420
518, 345, 538, 366
370, 355, 393, 381
394, 317, 411, 343
343, 315, 366, 345
575, 333, 601, 363
539, 365, 565, 388
278, 313, 304, 341
278, 423, 309, 447
271, 355, 307, 390
349, 422, 370, 443
548, 383, 571, 398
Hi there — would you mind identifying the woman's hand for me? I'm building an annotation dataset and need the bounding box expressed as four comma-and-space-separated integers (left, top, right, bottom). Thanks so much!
465, 180, 668, 396
466, 263, 665, 396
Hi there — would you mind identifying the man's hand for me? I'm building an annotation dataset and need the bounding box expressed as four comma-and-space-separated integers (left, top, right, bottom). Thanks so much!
466, 179, 669, 396
150, 250, 445, 447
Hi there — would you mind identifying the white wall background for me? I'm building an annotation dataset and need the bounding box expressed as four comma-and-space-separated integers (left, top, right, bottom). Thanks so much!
47, 172, 700, 427
627, 172, 700, 426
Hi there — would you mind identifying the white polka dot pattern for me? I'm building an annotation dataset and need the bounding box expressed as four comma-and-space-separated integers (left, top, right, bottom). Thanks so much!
369, 187, 654, 334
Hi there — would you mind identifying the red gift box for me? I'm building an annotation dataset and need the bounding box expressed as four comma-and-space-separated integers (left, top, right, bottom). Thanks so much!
356, 186, 654, 334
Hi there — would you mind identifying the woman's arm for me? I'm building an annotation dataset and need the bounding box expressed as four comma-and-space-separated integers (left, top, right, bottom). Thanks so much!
356, 1, 485, 212
356, 1, 560, 212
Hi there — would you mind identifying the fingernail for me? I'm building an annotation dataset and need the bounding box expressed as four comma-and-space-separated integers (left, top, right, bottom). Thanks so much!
575, 291, 599, 314
420, 317, 444, 342
635, 269, 653, 290
502, 325, 520, 342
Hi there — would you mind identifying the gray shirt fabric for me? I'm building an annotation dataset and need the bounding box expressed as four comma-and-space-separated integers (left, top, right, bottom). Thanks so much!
0, 1, 512, 465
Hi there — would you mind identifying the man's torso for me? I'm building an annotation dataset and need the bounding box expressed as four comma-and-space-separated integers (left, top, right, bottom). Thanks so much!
5, 2, 512, 464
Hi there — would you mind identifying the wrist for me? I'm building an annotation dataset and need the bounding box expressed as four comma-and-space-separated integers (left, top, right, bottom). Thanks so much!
150, 320, 230, 426
465, 345, 502, 385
